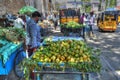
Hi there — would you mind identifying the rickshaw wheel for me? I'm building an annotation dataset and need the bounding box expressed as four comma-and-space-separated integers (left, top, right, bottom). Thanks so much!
14, 50, 26, 79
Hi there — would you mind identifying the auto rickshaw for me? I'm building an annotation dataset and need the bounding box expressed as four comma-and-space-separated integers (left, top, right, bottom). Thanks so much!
59, 8, 80, 24
117, 10, 120, 24
97, 11, 117, 31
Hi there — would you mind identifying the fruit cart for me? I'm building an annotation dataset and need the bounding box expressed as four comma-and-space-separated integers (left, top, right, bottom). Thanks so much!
59, 8, 85, 38
0, 39, 26, 79
0, 27, 26, 79
60, 21, 84, 37
22, 36, 101, 80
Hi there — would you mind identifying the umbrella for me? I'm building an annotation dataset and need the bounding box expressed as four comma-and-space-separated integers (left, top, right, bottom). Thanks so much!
19, 6, 37, 14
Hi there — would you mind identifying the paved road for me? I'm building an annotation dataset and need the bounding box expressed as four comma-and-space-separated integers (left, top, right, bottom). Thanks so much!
87, 25, 120, 80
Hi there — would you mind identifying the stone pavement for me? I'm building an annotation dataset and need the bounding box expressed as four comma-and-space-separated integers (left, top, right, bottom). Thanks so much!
86, 25, 120, 80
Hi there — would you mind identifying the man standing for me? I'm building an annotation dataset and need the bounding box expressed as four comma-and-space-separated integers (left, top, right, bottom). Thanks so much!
26, 11, 41, 57
14, 15, 25, 29
89, 12, 95, 37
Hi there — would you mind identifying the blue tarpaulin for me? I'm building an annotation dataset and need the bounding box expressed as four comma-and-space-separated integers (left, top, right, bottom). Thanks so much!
0, 39, 22, 64
43, 36, 84, 43
0, 39, 26, 75
0, 47, 25, 75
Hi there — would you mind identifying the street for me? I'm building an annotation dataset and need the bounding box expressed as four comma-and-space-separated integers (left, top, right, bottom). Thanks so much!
87, 25, 120, 80
1, 0, 120, 80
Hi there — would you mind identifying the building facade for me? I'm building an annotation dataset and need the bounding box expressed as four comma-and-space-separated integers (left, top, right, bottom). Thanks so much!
91, 0, 100, 12
58, 0, 100, 12
0, 0, 25, 15
117, 0, 120, 6
34, 0, 56, 13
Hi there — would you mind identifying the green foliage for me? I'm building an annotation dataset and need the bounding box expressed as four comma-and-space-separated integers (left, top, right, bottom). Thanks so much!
109, 0, 116, 7
0, 27, 26, 42
60, 21, 84, 28
81, 0, 90, 2
85, 5, 91, 13
20, 58, 39, 80
106, 0, 116, 8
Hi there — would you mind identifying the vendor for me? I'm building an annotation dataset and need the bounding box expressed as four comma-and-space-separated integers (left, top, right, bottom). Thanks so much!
26, 11, 41, 57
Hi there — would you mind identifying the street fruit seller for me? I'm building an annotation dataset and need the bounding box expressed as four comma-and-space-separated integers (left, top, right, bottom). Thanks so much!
26, 11, 41, 57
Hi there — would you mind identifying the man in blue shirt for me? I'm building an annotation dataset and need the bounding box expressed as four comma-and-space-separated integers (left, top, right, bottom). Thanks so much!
26, 11, 41, 57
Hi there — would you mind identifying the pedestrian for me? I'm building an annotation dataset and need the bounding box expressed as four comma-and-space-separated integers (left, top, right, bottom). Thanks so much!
79, 13, 85, 24
26, 11, 41, 80
79, 13, 86, 38
53, 14, 58, 30
83, 15, 90, 38
89, 12, 95, 37
26, 11, 41, 57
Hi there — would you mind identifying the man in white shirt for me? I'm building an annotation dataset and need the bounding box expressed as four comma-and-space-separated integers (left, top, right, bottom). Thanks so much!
14, 15, 25, 28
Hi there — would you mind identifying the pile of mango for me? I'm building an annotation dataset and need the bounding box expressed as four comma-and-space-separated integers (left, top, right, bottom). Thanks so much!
32, 40, 101, 72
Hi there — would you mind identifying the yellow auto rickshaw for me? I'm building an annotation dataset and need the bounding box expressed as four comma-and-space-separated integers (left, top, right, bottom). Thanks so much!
97, 11, 117, 31
59, 8, 80, 24
117, 11, 120, 24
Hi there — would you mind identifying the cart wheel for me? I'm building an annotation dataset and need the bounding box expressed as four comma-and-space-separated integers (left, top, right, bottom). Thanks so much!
14, 50, 26, 78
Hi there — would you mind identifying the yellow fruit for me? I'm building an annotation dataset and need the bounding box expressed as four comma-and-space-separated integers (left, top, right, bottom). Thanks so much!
44, 58, 49, 62
51, 56, 56, 60
70, 58, 75, 63
56, 58, 60, 63
60, 56, 65, 61
79, 58, 84, 62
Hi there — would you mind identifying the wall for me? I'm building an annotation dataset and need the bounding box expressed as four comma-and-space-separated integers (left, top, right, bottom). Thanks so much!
0, 0, 25, 15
